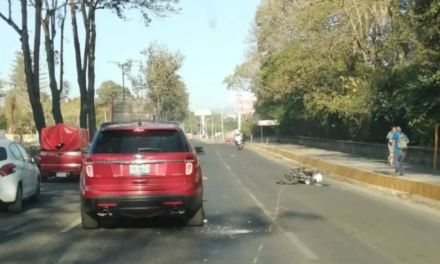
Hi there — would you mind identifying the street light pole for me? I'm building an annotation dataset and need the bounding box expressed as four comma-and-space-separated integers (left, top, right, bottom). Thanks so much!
211, 117, 214, 141
221, 98, 224, 141
122, 64, 125, 100
109, 60, 139, 101
152, 86, 159, 119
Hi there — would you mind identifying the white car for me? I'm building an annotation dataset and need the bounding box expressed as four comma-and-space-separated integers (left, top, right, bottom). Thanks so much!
0, 139, 41, 213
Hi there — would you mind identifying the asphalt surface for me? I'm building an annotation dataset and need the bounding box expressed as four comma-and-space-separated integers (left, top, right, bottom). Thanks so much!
1, 142, 440, 264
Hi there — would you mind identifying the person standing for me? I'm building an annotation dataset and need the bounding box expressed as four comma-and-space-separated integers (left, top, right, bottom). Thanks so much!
387, 127, 397, 165
391, 126, 409, 176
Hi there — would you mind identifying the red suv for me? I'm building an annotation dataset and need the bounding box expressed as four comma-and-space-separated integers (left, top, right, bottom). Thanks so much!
80, 121, 205, 229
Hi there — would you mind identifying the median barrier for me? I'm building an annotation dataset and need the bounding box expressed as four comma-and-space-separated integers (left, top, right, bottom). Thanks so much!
250, 143, 440, 202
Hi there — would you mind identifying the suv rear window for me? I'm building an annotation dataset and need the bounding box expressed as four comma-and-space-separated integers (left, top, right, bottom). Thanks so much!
90, 129, 190, 154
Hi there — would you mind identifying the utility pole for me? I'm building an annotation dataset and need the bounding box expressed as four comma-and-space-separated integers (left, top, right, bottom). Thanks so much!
211, 117, 214, 141
152, 86, 160, 119
221, 98, 224, 140
108, 61, 131, 100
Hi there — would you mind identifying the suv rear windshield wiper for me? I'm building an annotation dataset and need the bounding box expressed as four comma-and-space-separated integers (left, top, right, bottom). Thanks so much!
138, 147, 163, 152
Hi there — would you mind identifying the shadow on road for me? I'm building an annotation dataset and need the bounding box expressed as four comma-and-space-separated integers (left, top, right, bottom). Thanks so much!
0, 205, 325, 263
0, 180, 78, 215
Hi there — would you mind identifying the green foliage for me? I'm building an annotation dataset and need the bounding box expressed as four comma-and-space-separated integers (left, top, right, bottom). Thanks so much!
62, 98, 81, 127
96, 0, 181, 26
225, 0, 440, 146
142, 41, 189, 121
1, 51, 82, 135
241, 116, 254, 136
96, 80, 132, 106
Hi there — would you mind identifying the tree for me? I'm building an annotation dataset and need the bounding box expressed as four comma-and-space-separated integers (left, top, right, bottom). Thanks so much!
142, 42, 189, 121
126, 61, 147, 99
0, 0, 46, 136
0, 74, 4, 99
4, 51, 57, 132
224, 0, 440, 145
69, 0, 181, 140
96, 80, 132, 106
62, 97, 81, 127
36, 0, 70, 124
5, 52, 34, 134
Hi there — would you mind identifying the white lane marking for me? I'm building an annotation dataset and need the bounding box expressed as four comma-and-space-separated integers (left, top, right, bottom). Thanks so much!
285, 232, 319, 260
215, 150, 231, 170
274, 185, 287, 219
60, 217, 81, 233
245, 188, 275, 218
227, 229, 253, 234
242, 187, 319, 260
215, 151, 319, 261
253, 244, 264, 263
268, 225, 273, 232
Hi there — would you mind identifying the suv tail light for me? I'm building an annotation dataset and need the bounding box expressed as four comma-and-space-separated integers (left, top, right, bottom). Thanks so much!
85, 163, 94, 177
185, 155, 196, 175
0, 163, 16, 177
185, 162, 193, 175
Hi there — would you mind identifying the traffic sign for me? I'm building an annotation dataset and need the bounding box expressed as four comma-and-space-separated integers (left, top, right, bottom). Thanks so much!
235, 92, 243, 102
258, 120, 279, 126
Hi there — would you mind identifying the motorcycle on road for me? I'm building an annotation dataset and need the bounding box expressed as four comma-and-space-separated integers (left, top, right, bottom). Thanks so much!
235, 139, 244, 150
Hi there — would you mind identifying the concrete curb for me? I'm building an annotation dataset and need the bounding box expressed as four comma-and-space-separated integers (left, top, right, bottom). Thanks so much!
250, 144, 440, 202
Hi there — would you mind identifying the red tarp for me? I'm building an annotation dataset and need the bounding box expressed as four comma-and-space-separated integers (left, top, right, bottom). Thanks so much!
40, 124, 89, 151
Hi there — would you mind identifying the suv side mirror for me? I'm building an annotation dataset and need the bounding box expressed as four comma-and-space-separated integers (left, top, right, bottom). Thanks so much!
194, 146, 205, 155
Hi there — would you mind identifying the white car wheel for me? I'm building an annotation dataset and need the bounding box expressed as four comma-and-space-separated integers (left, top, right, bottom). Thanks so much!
8, 185, 23, 213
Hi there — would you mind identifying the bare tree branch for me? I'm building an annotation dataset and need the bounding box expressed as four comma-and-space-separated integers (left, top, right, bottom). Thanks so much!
0, 0, 23, 35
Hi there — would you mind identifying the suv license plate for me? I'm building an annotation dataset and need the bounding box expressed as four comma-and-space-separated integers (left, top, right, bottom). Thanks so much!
129, 164, 150, 175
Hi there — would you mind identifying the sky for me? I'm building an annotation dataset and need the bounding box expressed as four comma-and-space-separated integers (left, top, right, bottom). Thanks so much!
0, 0, 260, 111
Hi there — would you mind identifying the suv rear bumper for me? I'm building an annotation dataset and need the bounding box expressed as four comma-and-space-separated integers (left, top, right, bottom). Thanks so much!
81, 194, 202, 218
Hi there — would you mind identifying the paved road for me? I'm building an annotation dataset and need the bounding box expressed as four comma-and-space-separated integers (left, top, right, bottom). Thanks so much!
1, 142, 440, 264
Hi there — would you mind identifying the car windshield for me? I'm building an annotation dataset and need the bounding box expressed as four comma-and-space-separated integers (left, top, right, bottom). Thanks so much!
90, 129, 190, 154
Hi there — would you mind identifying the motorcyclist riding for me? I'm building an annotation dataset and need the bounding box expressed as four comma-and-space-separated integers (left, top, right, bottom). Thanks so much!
233, 129, 243, 147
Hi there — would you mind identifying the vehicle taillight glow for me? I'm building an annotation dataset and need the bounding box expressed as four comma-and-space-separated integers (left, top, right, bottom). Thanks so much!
85, 164, 94, 177
185, 162, 193, 175
0, 163, 16, 177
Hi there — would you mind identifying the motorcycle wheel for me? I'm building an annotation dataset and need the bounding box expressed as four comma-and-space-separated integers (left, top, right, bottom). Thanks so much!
279, 172, 300, 185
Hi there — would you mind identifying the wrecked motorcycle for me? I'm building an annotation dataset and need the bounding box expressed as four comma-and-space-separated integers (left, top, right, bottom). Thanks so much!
279, 166, 323, 185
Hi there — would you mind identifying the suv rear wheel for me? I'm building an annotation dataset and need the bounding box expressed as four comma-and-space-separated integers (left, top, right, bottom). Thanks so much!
186, 206, 204, 226
81, 205, 100, 229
